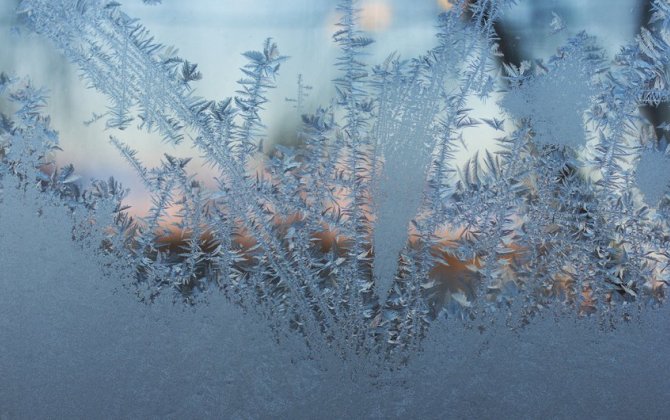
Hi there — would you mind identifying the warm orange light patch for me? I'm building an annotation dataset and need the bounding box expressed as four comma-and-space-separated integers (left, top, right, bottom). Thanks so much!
437, 0, 454, 11
324, 1, 392, 37
360, 1, 392, 32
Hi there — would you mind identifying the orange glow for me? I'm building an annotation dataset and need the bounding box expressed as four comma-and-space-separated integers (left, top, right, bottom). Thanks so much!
324, 1, 392, 37
437, 0, 454, 11
360, 1, 393, 32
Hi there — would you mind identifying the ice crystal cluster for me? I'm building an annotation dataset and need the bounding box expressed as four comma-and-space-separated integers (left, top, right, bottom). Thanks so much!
3, 0, 670, 367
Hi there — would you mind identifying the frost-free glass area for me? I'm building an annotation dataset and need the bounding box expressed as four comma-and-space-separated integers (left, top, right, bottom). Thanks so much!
1, 0, 670, 418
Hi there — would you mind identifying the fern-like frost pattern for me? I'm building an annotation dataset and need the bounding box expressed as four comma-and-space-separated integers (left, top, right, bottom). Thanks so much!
4, 0, 670, 365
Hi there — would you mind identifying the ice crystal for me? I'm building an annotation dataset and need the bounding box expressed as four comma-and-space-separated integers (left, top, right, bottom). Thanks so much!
501, 43, 599, 149
3, 0, 670, 367
550, 11, 566, 35
635, 146, 670, 205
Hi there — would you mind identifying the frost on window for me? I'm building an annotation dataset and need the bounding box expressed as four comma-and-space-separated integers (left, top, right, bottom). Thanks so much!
2, 0, 670, 417
635, 145, 670, 205
500, 42, 599, 150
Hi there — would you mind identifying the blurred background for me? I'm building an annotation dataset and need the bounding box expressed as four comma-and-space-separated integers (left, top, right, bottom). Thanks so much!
0, 0, 650, 215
